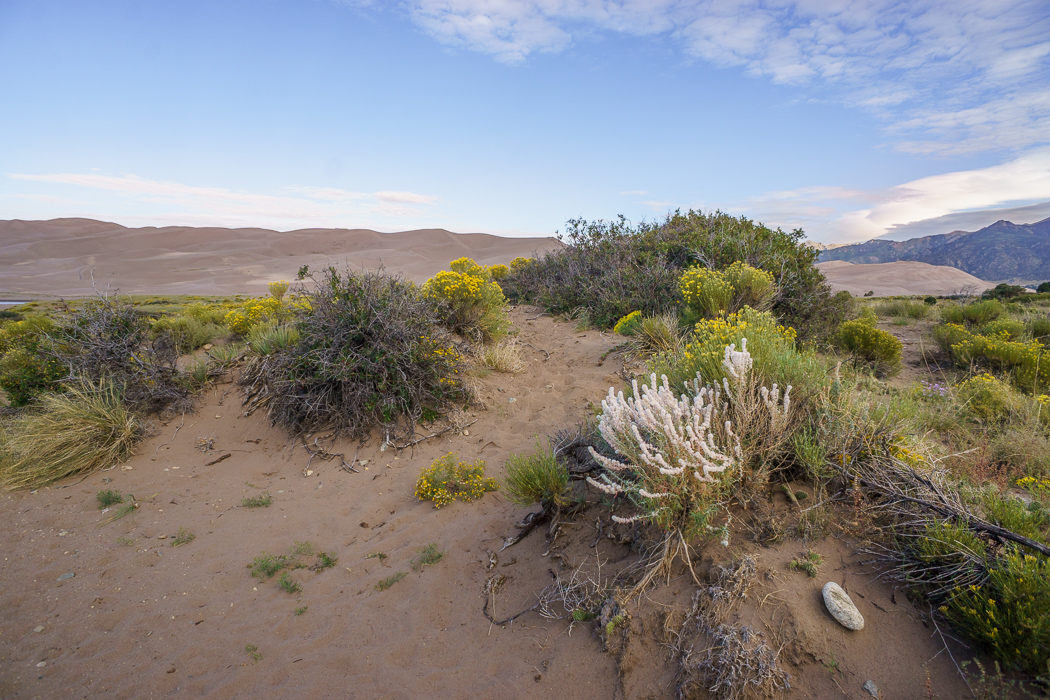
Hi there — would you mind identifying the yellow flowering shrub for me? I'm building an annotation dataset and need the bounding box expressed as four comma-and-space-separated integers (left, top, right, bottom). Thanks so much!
957, 373, 1024, 424
422, 258, 509, 342
678, 262, 775, 319
835, 319, 902, 377
224, 281, 302, 336
415, 453, 497, 508
613, 310, 643, 336
488, 264, 509, 282
509, 256, 534, 273
935, 322, 1049, 392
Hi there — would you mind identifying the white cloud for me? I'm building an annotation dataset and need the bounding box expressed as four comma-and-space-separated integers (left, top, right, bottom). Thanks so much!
370, 0, 1050, 154
744, 147, 1050, 242
6, 173, 440, 230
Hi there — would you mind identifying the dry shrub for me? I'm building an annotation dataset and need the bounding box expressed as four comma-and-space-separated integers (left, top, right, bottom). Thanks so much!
0, 378, 145, 489
478, 339, 527, 373
634, 312, 684, 355
239, 267, 465, 440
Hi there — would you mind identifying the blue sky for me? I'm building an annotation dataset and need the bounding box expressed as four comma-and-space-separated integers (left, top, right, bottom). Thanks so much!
1, 0, 1048, 243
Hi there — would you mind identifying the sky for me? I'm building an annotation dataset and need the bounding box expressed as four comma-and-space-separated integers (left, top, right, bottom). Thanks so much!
1, 0, 1048, 244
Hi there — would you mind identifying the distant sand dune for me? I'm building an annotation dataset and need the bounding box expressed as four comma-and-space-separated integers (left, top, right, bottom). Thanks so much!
816, 260, 994, 297
0, 218, 563, 298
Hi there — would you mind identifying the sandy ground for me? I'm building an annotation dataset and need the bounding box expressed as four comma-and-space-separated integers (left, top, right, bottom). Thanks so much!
0, 219, 563, 299
817, 260, 994, 297
0, 307, 977, 699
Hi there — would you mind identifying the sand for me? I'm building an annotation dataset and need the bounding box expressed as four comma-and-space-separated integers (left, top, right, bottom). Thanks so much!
817, 260, 994, 297
0, 218, 563, 299
0, 307, 975, 699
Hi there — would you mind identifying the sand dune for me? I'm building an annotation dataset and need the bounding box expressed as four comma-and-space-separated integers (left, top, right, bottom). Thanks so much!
0, 218, 563, 298
817, 259, 994, 296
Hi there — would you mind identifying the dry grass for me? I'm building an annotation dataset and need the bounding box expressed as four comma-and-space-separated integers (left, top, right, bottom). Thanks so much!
633, 312, 685, 355
0, 378, 145, 489
477, 339, 527, 373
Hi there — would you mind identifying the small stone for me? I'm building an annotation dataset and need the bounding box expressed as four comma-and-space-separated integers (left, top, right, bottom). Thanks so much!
359, 460, 368, 467
305, 470, 313, 477
863, 680, 879, 698
508, 397, 516, 403
202, 344, 212, 350
462, 430, 469, 436
157, 535, 167, 540
36, 661, 46, 668
56, 572, 74, 581
822, 581, 864, 630
33, 626, 44, 633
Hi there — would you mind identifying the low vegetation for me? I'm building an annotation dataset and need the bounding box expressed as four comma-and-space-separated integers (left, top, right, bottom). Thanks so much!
415, 452, 497, 507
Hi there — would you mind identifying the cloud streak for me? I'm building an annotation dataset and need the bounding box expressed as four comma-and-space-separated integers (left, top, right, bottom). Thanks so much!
365, 0, 1050, 155
7, 173, 440, 230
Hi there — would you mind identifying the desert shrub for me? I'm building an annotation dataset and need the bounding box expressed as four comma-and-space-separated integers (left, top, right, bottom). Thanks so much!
975, 317, 1026, 341
957, 374, 1025, 425
875, 299, 930, 320
487, 264, 509, 282
983, 283, 1028, 301
990, 428, 1050, 479
941, 552, 1050, 674
502, 211, 848, 339
238, 267, 465, 439
613, 310, 643, 336
651, 308, 827, 412
477, 339, 527, 373
268, 280, 289, 301
835, 320, 903, 377
679, 262, 775, 319
924, 296, 938, 305
150, 315, 224, 355
942, 300, 1005, 326
421, 258, 510, 342
590, 342, 796, 534
51, 294, 189, 412
183, 302, 228, 325
1027, 314, 1050, 342
206, 342, 243, 369
855, 306, 879, 327
224, 296, 288, 336
935, 324, 1050, 393
0, 378, 144, 488
0, 316, 64, 407
246, 322, 300, 356
636, 313, 685, 355
502, 448, 570, 508
415, 452, 497, 507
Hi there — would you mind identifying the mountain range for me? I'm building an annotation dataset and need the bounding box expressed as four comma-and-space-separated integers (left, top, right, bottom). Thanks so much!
817, 217, 1050, 284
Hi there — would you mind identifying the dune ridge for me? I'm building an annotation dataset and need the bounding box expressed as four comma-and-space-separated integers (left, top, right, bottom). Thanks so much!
0, 218, 563, 298
817, 259, 994, 296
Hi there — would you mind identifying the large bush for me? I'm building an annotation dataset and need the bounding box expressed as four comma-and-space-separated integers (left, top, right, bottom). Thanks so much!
239, 268, 466, 439
935, 323, 1049, 393
0, 316, 64, 407
421, 257, 509, 342
835, 320, 903, 377
678, 262, 775, 320
503, 210, 848, 339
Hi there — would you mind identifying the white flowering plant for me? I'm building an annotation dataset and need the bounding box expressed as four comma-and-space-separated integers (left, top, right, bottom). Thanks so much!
588, 338, 792, 537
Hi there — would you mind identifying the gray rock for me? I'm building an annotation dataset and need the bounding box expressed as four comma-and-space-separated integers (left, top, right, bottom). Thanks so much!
56, 572, 74, 581
822, 581, 864, 630
863, 680, 879, 698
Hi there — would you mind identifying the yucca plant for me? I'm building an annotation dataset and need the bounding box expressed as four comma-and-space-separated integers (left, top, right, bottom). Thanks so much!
0, 377, 145, 489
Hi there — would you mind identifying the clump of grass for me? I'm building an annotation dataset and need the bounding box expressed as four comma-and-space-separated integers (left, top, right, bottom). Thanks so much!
634, 312, 685, 355
247, 322, 300, 356
365, 552, 388, 562
375, 572, 407, 591
117, 536, 134, 546
411, 543, 444, 572
415, 453, 497, 507
172, 527, 195, 546
245, 644, 262, 662
477, 339, 526, 373
241, 492, 272, 508
502, 449, 570, 509
277, 572, 302, 594
875, 298, 930, 320
96, 489, 124, 509
789, 550, 823, 577
313, 551, 337, 570
251, 553, 291, 579
0, 378, 145, 489
293, 606, 308, 616
206, 343, 243, 369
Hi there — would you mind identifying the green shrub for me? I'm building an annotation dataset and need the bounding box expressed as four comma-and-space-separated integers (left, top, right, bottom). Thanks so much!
957, 374, 1024, 424
975, 318, 1026, 341
941, 300, 1004, 326
415, 452, 497, 507
247, 322, 300, 356
0, 378, 144, 489
150, 315, 224, 355
636, 313, 684, 355
941, 552, 1050, 674
875, 299, 930, 320
0, 316, 64, 407
924, 296, 938, 306
678, 261, 775, 319
502, 449, 570, 508
238, 268, 465, 440
613, 311, 643, 336
835, 320, 902, 377
503, 211, 848, 340
982, 283, 1028, 300
1027, 314, 1050, 342
421, 258, 510, 342
855, 306, 878, 327
935, 324, 1050, 393
183, 302, 228, 325
650, 308, 827, 408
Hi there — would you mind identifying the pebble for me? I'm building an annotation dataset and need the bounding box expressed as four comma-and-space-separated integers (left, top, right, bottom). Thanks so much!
33, 626, 44, 633
36, 661, 46, 668
56, 572, 74, 581
822, 581, 864, 630
463, 430, 469, 436
863, 680, 879, 698
508, 397, 516, 403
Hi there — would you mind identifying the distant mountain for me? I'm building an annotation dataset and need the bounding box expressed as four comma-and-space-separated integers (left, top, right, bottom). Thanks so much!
818, 217, 1050, 284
